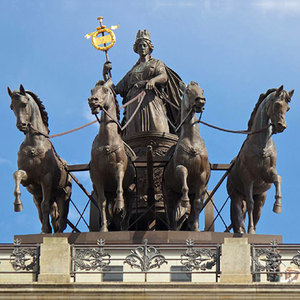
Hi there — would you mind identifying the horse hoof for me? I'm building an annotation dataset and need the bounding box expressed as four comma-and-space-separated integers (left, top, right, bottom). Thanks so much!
238, 227, 245, 234
114, 200, 124, 214
187, 222, 200, 231
14, 202, 23, 212
234, 232, 244, 237
190, 227, 200, 232
248, 228, 255, 234
41, 226, 52, 234
273, 203, 282, 214
170, 224, 177, 231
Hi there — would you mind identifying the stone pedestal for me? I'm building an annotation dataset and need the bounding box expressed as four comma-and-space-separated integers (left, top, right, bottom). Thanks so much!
38, 237, 70, 283
220, 237, 252, 283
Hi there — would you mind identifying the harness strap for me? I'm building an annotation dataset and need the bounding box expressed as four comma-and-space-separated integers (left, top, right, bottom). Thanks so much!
101, 106, 122, 130
97, 144, 121, 155
154, 86, 180, 110
177, 143, 202, 156
120, 90, 146, 131
198, 118, 272, 135
119, 90, 146, 110
95, 90, 146, 132
175, 107, 194, 133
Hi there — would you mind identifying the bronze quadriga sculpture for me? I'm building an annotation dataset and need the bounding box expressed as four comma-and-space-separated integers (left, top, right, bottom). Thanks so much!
227, 86, 293, 234
163, 82, 210, 231
8, 22, 294, 235
8, 85, 72, 233
88, 79, 135, 232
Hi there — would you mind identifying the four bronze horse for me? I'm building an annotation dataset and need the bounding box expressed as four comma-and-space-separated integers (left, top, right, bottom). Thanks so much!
227, 86, 293, 234
8, 82, 293, 234
8, 85, 72, 233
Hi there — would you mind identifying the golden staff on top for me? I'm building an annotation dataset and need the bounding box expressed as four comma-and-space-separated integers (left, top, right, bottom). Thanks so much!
85, 16, 119, 64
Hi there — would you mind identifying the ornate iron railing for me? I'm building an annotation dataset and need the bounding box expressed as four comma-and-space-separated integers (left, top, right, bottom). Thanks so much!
0, 239, 40, 281
71, 239, 221, 282
251, 241, 300, 283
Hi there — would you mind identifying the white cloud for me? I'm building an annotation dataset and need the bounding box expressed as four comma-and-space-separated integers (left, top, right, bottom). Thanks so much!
153, 0, 197, 8
253, 0, 300, 14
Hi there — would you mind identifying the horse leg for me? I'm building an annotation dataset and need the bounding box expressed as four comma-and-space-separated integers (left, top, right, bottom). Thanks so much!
164, 187, 179, 230
120, 191, 131, 231
272, 173, 282, 213
113, 164, 125, 213
253, 192, 267, 232
273, 175, 282, 213
50, 202, 59, 233
95, 186, 108, 232
13, 170, 27, 212
175, 165, 190, 208
229, 191, 245, 234
227, 177, 245, 233
56, 185, 71, 233
41, 174, 53, 234
241, 200, 247, 233
188, 177, 206, 231
121, 183, 136, 230
33, 195, 42, 224
187, 194, 200, 232
262, 165, 282, 213
26, 184, 43, 225
244, 181, 255, 234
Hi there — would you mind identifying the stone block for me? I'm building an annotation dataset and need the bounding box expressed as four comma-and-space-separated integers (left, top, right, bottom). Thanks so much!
38, 237, 71, 283
220, 237, 252, 283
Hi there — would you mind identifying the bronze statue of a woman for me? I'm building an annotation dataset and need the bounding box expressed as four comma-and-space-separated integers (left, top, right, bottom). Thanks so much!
104, 29, 184, 137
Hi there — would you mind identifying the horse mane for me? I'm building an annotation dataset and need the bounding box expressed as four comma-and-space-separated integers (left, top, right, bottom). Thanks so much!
26, 90, 50, 134
247, 88, 277, 130
95, 80, 120, 122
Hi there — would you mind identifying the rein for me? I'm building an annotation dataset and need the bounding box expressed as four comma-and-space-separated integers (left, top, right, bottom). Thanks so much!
96, 90, 146, 132
119, 90, 146, 110
153, 87, 180, 110
31, 85, 271, 139
197, 117, 272, 135
175, 107, 194, 133
120, 90, 146, 131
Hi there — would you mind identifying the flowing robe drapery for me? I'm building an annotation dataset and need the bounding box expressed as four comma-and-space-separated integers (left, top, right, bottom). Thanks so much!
115, 58, 183, 137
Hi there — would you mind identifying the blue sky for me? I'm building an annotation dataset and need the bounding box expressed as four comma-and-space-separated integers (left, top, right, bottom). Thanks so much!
1, 0, 300, 243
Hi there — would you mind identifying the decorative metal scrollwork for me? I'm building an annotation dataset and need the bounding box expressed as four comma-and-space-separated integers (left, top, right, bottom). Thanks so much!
291, 251, 300, 268
10, 239, 39, 271
180, 239, 218, 271
124, 239, 167, 272
252, 240, 281, 280
73, 239, 111, 271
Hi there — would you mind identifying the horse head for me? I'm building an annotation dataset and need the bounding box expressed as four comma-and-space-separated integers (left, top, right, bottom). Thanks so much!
8, 84, 32, 133
184, 81, 206, 113
88, 79, 114, 115
268, 85, 294, 134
